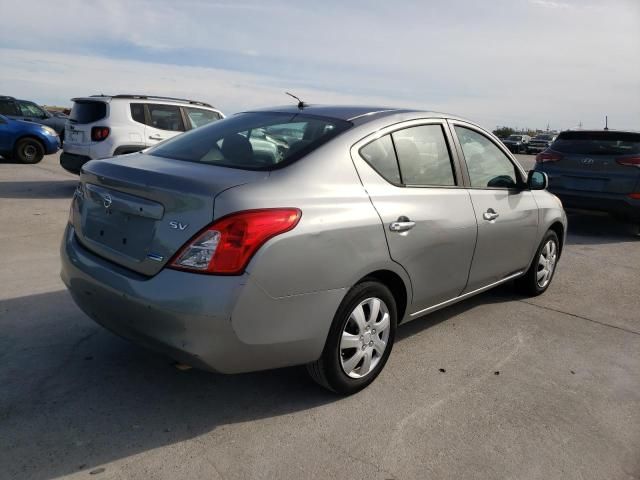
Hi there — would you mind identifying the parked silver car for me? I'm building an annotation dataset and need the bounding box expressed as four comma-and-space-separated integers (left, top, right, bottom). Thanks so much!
61, 106, 567, 394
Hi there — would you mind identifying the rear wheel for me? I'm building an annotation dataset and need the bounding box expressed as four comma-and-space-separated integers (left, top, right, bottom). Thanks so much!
15, 138, 45, 164
516, 230, 560, 296
307, 281, 397, 394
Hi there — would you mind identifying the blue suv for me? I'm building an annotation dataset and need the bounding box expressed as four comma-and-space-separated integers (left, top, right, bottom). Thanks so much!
0, 114, 60, 163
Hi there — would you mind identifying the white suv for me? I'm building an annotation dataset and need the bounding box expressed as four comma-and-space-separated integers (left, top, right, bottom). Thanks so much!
60, 95, 224, 173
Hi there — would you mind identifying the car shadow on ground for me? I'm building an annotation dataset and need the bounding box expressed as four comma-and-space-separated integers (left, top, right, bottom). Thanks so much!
0, 180, 77, 199
565, 210, 638, 245
0, 284, 514, 479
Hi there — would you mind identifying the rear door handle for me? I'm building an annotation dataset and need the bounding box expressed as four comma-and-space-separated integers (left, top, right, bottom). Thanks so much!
390, 216, 416, 232
148, 135, 164, 140
483, 208, 499, 221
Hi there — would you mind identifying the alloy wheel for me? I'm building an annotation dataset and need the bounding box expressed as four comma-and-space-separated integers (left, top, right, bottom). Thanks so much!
536, 239, 557, 288
340, 297, 391, 379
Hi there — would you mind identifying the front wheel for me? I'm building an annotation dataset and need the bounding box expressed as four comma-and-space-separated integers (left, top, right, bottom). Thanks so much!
516, 230, 560, 296
15, 138, 45, 164
307, 281, 397, 395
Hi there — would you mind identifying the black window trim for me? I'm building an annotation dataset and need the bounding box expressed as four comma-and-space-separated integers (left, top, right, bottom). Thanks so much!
357, 119, 462, 189
447, 119, 527, 191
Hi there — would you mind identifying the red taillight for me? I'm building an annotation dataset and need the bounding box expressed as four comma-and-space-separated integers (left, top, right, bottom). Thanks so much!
629, 193, 640, 200
169, 209, 301, 275
536, 151, 563, 163
91, 126, 110, 141
616, 156, 640, 167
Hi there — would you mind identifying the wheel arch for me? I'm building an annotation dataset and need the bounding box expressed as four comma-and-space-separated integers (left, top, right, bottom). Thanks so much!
14, 134, 45, 151
548, 221, 565, 256
358, 269, 409, 323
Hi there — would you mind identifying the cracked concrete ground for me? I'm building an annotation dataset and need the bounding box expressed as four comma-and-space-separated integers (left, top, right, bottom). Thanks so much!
0, 153, 639, 480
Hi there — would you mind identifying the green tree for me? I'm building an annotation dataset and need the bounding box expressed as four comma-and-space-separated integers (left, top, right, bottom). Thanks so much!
492, 126, 515, 138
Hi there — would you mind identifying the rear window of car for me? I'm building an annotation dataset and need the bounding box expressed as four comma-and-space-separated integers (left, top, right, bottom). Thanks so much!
147, 112, 352, 170
552, 131, 640, 155
69, 101, 107, 124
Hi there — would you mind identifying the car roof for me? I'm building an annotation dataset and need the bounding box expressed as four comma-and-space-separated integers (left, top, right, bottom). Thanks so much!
70, 95, 215, 109
242, 104, 463, 125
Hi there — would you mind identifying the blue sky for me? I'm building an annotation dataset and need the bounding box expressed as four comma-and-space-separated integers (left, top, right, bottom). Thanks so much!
1, 0, 638, 130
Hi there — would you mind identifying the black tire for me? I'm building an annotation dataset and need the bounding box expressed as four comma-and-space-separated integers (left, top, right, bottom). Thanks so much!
516, 230, 560, 296
14, 138, 45, 164
307, 280, 397, 395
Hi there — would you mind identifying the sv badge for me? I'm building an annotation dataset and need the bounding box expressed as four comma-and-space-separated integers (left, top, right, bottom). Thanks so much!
169, 221, 189, 231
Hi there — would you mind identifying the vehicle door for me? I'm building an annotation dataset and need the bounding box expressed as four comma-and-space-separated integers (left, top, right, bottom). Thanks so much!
449, 121, 539, 292
351, 120, 478, 314
143, 103, 186, 147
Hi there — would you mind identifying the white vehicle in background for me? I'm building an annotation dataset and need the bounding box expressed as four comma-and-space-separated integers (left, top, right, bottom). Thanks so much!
61, 95, 224, 173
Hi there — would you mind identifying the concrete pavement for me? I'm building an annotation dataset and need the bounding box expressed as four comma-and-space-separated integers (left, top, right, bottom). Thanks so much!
0, 153, 638, 480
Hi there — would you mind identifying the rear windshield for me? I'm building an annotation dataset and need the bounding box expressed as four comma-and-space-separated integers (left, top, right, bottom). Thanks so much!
147, 112, 352, 170
507, 135, 522, 141
70, 101, 107, 123
552, 131, 640, 155
533, 135, 553, 141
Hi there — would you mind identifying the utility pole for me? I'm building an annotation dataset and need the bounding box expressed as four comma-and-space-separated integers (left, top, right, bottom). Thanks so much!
578, 121, 583, 130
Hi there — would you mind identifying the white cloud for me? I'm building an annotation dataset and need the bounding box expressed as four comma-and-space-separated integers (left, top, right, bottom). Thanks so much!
0, 0, 638, 130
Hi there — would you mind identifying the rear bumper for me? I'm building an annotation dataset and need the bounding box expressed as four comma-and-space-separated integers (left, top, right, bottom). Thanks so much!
527, 145, 546, 153
60, 224, 342, 373
60, 152, 91, 174
547, 188, 640, 221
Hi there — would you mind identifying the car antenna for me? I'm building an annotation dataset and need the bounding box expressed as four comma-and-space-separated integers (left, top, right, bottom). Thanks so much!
604, 115, 609, 131
285, 92, 306, 109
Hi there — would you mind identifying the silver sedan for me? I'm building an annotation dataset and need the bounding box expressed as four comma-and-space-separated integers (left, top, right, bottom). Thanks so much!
61, 105, 567, 394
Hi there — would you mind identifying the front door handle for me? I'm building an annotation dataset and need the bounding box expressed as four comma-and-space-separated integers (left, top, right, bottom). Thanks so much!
149, 135, 164, 141
390, 216, 416, 232
483, 208, 499, 221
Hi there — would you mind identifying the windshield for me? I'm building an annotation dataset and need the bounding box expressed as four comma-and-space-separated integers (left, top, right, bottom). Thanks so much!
147, 112, 352, 170
506, 135, 522, 141
552, 131, 640, 155
534, 135, 553, 141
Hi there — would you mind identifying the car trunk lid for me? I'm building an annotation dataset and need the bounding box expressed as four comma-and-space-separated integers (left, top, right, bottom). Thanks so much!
73, 152, 268, 276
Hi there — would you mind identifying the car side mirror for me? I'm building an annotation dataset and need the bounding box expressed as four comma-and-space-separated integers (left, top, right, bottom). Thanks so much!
527, 170, 548, 190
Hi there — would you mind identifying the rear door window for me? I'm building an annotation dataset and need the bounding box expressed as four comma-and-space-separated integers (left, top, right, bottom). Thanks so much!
184, 107, 222, 129
455, 126, 519, 189
70, 101, 107, 123
392, 125, 456, 186
147, 104, 185, 132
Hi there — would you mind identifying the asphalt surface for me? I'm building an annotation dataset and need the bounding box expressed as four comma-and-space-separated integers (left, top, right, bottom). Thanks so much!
1, 153, 639, 480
